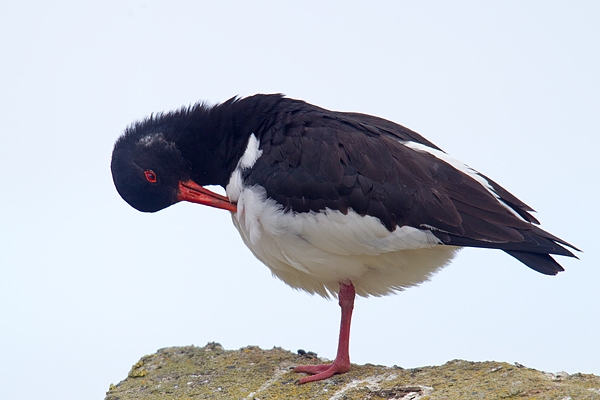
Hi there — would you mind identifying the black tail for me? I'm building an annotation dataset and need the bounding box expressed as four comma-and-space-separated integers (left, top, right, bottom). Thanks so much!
504, 225, 580, 275
504, 250, 565, 275
433, 224, 580, 275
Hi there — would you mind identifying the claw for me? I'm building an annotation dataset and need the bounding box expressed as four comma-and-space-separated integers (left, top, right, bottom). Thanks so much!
295, 360, 351, 384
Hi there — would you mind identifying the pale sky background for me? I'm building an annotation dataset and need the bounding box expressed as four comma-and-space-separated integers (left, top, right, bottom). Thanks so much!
1, 1, 598, 399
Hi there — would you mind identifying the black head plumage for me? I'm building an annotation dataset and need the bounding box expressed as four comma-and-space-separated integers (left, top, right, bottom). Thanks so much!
111, 94, 286, 213
111, 123, 191, 213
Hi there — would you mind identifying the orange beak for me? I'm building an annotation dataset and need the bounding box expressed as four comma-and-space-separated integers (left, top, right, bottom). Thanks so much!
177, 180, 237, 213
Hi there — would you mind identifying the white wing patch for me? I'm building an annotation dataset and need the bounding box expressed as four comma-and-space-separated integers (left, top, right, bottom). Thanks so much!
226, 133, 262, 202
401, 141, 495, 195
401, 140, 525, 221
239, 134, 263, 168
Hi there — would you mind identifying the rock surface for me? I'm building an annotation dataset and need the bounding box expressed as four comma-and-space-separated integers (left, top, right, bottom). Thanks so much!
105, 343, 600, 399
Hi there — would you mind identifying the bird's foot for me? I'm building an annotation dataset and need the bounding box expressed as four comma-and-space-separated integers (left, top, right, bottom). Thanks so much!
294, 359, 351, 384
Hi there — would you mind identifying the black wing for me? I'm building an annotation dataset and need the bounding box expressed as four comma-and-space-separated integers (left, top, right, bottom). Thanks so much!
246, 104, 578, 275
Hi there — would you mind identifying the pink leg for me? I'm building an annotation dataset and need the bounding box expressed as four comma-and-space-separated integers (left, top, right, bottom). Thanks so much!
294, 281, 355, 384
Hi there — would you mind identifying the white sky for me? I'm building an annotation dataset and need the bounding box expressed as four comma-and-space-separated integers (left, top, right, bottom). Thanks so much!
1, 1, 598, 399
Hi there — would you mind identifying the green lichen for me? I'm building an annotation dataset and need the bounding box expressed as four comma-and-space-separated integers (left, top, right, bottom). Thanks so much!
105, 343, 600, 400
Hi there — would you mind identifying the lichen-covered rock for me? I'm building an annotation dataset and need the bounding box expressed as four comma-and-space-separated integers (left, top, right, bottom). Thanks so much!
105, 343, 600, 399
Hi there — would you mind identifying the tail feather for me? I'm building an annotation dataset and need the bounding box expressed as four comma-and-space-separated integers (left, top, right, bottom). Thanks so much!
504, 250, 566, 275
432, 225, 580, 275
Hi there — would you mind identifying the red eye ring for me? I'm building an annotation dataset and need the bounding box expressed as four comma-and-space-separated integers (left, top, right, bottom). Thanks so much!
144, 170, 157, 183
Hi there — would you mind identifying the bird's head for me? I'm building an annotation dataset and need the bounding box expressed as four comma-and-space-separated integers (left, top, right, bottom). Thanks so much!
111, 128, 236, 213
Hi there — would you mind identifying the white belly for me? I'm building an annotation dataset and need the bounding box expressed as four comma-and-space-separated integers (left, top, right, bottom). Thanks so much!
230, 185, 460, 298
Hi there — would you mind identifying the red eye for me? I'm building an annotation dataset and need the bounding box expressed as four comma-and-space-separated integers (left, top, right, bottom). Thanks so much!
144, 170, 157, 183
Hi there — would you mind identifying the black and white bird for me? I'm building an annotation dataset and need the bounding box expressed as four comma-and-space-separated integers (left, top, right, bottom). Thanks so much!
111, 94, 578, 384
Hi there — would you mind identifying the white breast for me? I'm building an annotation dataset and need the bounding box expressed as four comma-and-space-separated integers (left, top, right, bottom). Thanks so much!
230, 185, 459, 298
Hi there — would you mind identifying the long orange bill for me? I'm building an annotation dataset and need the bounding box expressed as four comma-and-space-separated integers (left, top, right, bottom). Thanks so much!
177, 180, 237, 213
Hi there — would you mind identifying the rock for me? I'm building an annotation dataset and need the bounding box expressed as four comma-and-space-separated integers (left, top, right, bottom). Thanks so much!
105, 343, 600, 399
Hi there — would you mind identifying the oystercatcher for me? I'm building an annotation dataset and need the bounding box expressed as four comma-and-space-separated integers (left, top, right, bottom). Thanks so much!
111, 94, 578, 384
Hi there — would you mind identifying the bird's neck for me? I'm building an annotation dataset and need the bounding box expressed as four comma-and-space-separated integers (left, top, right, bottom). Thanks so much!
179, 94, 285, 187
